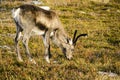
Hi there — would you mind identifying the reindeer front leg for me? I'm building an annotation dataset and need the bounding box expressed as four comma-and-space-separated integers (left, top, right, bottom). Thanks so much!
22, 32, 36, 64
42, 31, 51, 63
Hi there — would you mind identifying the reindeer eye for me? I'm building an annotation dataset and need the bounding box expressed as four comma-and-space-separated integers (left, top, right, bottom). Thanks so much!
62, 48, 66, 53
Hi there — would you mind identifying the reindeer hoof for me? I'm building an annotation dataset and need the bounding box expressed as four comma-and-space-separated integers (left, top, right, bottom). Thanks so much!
45, 56, 50, 63
17, 57, 23, 62
66, 55, 73, 60
30, 59, 37, 64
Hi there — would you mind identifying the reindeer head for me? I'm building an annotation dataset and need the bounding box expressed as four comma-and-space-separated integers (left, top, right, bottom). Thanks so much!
62, 30, 87, 60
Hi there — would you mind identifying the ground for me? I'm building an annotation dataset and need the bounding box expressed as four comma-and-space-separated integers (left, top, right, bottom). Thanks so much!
0, 0, 120, 80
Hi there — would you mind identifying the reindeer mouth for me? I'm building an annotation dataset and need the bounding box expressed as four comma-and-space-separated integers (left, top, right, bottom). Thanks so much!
66, 55, 73, 60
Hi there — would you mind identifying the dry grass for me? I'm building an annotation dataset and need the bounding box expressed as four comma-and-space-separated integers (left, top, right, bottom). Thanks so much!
0, 0, 120, 80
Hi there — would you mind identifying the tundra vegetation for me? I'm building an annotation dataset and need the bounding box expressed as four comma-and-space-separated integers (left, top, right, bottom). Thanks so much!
0, 0, 120, 80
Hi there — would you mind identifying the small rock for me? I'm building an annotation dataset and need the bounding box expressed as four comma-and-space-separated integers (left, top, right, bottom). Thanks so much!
98, 71, 118, 77
0, 45, 11, 50
117, 10, 120, 13
31, 1, 43, 5
53, 60, 58, 64
79, 11, 86, 14
40, 6, 50, 10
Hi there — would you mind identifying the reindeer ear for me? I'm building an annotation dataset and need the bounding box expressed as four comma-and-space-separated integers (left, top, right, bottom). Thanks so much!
69, 39, 73, 45
66, 38, 73, 45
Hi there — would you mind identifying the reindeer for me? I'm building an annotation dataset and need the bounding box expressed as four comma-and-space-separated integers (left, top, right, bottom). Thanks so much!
12, 4, 87, 64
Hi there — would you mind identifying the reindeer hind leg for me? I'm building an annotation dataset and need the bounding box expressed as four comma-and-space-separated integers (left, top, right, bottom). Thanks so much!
15, 29, 23, 62
14, 20, 24, 62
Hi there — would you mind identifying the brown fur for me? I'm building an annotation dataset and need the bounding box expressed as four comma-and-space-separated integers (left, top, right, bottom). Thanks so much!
12, 4, 83, 63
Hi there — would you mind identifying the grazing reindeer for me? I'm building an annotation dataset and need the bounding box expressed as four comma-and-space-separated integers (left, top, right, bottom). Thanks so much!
12, 4, 87, 64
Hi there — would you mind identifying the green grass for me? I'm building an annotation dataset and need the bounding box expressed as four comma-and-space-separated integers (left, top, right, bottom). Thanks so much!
0, 0, 120, 80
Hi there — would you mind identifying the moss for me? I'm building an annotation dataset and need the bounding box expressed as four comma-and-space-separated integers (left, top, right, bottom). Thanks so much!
0, 0, 120, 79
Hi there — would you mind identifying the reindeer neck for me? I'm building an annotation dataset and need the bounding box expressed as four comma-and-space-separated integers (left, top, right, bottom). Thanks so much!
56, 28, 70, 47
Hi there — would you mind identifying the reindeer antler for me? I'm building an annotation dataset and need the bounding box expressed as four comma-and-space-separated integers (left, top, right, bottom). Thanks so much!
72, 30, 77, 43
73, 30, 87, 45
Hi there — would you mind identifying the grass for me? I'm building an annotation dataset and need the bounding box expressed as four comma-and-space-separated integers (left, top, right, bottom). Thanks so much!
0, 0, 120, 80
